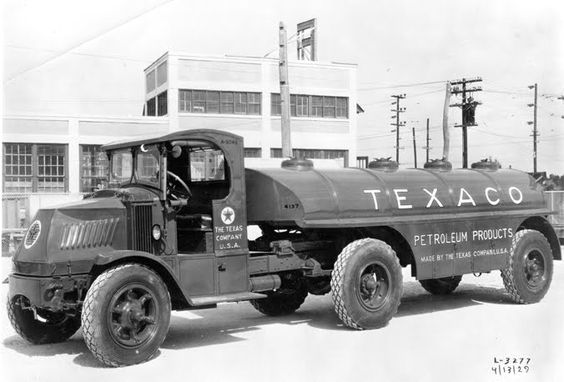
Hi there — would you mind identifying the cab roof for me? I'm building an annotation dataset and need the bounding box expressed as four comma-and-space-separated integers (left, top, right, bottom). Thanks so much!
101, 129, 242, 151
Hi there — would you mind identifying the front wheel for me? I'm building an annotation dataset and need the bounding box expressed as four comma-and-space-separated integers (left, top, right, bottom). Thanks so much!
81, 263, 171, 367
501, 229, 553, 304
331, 238, 403, 330
7, 296, 81, 344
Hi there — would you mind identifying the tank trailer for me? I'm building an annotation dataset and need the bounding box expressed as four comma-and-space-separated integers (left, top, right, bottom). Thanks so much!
7, 129, 560, 366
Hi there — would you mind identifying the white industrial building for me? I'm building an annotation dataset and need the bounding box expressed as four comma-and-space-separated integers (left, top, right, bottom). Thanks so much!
2, 52, 358, 240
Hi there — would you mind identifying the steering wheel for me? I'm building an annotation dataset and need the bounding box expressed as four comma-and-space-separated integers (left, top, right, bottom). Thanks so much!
166, 171, 192, 200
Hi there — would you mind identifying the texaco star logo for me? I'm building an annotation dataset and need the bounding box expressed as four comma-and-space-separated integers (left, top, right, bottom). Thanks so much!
221, 206, 235, 225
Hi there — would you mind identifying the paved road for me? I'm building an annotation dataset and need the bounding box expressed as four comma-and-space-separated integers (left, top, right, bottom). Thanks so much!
1, 256, 563, 382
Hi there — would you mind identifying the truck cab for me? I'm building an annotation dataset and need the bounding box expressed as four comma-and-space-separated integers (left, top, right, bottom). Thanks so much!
101, 129, 251, 297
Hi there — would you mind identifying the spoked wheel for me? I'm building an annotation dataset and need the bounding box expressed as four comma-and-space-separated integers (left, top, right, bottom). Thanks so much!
501, 229, 553, 304
7, 295, 81, 344
107, 284, 160, 348
331, 238, 403, 330
82, 264, 171, 367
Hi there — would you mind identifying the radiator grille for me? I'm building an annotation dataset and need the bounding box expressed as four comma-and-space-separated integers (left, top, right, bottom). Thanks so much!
131, 204, 153, 253
60, 218, 119, 250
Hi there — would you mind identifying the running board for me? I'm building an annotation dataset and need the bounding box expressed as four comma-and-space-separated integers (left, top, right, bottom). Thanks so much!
190, 292, 267, 306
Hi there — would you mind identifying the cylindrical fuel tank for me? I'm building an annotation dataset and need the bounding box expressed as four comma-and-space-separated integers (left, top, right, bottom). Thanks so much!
245, 166, 548, 228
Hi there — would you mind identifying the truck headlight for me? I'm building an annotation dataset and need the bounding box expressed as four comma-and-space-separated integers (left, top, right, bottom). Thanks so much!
24, 220, 41, 249
152, 224, 162, 241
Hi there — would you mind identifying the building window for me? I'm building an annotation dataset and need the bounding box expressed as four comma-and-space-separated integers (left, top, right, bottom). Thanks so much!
336, 97, 348, 119
146, 97, 156, 116
247, 93, 261, 115
244, 148, 262, 158
234, 92, 247, 114
311, 96, 323, 117
3, 143, 68, 193
146, 60, 167, 93
220, 92, 234, 114
192, 90, 206, 112
157, 91, 168, 116
271, 93, 281, 116
3, 143, 32, 192
80, 145, 109, 192
179, 89, 191, 112
323, 96, 336, 118
146, 70, 156, 92
296, 95, 309, 117
207, 91, 220, 113
271, 94, 348, 119
271, 148, 348, 167
156, 62, 167, 87
179, 89, 261, 115
37, 145, 66, 192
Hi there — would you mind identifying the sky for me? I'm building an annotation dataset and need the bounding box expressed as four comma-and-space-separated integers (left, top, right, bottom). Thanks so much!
2, 0, 563, 173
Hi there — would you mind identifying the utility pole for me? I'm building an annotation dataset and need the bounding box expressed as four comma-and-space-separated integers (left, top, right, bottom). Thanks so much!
424, 118, 430, 163
527, 83, 538, 174
412, 127, 418, 168
449, 77, 482, 168
390, 94, 406, 163
279, 22, 292, 158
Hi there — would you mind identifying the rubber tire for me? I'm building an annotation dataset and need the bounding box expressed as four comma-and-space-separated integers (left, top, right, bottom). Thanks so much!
250, 276, 308, 316
81, 264, 171, 367
501, 229, 553, 304
7, 296, 81, 344
419, 276, 462, 295
331, 238, 403, 330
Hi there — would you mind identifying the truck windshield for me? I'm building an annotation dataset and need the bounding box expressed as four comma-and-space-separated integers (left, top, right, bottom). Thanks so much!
109, 145, 160, 188
136, 145, 160, 187
110, 149, 133, 185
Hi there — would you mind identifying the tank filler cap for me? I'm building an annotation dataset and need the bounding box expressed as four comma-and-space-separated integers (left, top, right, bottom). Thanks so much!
367, 157, 398, 171
424, 158, 452, 171
471, 158, 501, 170
281, 157, 314, 171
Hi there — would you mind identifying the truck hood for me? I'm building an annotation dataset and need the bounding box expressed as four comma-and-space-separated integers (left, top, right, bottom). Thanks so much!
12, 197, 127, 276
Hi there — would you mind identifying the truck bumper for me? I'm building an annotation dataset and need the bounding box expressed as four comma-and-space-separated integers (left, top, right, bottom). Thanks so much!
8, 274, 90, 311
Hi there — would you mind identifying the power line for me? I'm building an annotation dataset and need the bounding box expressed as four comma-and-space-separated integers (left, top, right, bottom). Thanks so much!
5, 0, 175, 83
359, 80, 446, 91
5, 44, 153, 64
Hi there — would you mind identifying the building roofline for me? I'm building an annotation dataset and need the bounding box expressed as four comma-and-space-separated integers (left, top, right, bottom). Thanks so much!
3, 113, 169, 124
143, 51, 357, 72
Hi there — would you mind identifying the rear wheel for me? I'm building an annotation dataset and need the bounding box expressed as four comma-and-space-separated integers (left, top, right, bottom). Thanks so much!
501, 229, 553, 304
250, 273, 308, 316
81, 263, 171, 367
7, 296, 81, 344
419, 276, 462, 295
331, 238, 403, 330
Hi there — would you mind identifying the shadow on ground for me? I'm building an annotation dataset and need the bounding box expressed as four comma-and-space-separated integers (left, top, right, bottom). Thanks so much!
2, 331, 106, 368
3, 281, 513, 363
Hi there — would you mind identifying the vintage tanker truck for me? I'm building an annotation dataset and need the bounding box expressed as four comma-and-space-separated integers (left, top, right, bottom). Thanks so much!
7, 129, 560, 366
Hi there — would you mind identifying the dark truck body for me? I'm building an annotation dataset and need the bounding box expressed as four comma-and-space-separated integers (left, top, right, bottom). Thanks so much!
7, 129, 560, 366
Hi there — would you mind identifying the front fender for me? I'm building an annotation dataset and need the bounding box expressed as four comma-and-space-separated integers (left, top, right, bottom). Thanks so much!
92, 251, 195, 309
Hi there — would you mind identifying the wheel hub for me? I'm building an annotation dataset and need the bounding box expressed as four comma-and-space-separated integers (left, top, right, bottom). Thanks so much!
109, 286, 157, 347
358, 263, 390, 311
524, 250, 546, 289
